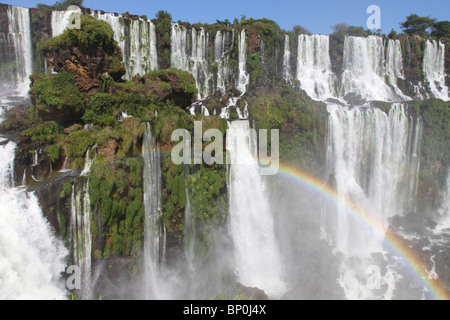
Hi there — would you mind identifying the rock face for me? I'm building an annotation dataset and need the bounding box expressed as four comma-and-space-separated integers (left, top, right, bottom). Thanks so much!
39, 14, 126, 94
44, 48, 101, 93
42, 46, 123, 94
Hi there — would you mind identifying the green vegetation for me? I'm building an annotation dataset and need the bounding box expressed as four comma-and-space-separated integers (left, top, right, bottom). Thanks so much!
82, 93, 118, 124
431, 21, 450, 42
240, 18, 283, 89
249, 87, 327, 174
330, 23, 375, 37
186, 164, 227, 253
40, 14, 115, 53
154, 10, 173, 68
408, 99, 450, 210
38, 14, 125, 81
400, 14, 450, 41
29, 72, 85, 123
90, 155, 145, 261
400, 14, 436, 38
37, 0, 83, 10
8, 5, 450, 297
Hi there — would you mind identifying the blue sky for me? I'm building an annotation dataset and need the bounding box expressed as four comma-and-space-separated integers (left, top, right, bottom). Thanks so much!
4, 0, 450, 34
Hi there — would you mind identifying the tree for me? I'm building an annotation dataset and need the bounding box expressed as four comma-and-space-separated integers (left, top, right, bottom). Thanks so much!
331, 23, 349, 34
388, 29, 398, 39
431, 21, 450, 41
293, 25, 311, 35
400, 14, 436, 37
155, 10, 172, 21
330, 23, 370, 37
37, 0, 83, 10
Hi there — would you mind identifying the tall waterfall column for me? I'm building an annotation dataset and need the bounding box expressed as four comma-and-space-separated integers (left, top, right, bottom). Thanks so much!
142, 123, 166, 299
226, 120, 285, 298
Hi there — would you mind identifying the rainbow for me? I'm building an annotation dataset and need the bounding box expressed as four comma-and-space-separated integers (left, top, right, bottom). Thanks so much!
277, 162, 450, 300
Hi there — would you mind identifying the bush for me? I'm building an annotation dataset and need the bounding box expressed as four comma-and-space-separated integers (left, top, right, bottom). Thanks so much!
21, 121, 63, 143
29, 72, 85, 118
82, 93, 118, 124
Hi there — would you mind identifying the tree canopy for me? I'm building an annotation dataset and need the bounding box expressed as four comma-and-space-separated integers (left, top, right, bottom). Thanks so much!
400, 14, 436, 37
37, 0, 83, 10
431, 21, 450, 42
330, 23, 373, 37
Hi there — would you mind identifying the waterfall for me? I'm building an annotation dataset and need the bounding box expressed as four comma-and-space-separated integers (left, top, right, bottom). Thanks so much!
226, 120, 285, 298
296, 34, 336, 101
51, 6, 82, 37
126, 18, 159, 77
386, 39, 410, 100
282, 35, 292, 84
170, 23, 213, 99
423, 40, 449, 101
434, 171, 450, 233
69, 146, 96, 299
4, 6, 33, 96
0, 138, 68, 299
236, 30, 250, 96
142, 123, 166, 299
90, 12, 158, 79
214, 30, 233, 95
325, 103, 422, 299
342, 36, 401, 102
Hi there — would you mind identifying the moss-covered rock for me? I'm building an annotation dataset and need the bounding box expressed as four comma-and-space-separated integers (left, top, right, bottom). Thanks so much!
29, 72, 86, 124
39, 14, 126, 93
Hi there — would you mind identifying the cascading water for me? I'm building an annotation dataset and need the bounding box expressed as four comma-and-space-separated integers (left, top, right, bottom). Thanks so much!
142, 123, 167, 299
236, 30, 250, 96
325, 103, 422, 299
0, 138, 68, 299
226, 120, 285, 298
214, 30, 233, 95
282, 35, 292, 84
296, 34, 337, 101
171, 23, 212, 100
69, 146, 96, 299
90, 12, 159, 79
423, 40, 449, 101
51, 6, 82, 37
386, 39, 410, 101
341, 36, 402, 102
4, 6, 33, 96
434, 171, 450, 233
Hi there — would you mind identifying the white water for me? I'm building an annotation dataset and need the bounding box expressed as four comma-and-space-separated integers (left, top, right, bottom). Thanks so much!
423, 40, 449, 101
433, 171, 450, 234
296, 34, 336, 101
226, 120, 285, 298
386, 39, 410, 101
142, 123, 167, 299
282, 35, 292, 84
342, 36, 401, 102
236, 30, 250, 96
51, 6, 82, 37
214, 30, 233, 95
0, 139, 68, 299
90, 12, 158, 79
325, 103, 422, 299
69, 146, 96, 299
171, 23, 212, 99
126, 18, 159, 77
6, 6, 33, 96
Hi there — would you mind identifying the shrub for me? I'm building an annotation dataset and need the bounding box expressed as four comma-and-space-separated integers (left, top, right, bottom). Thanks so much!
29, 72, 85, 119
